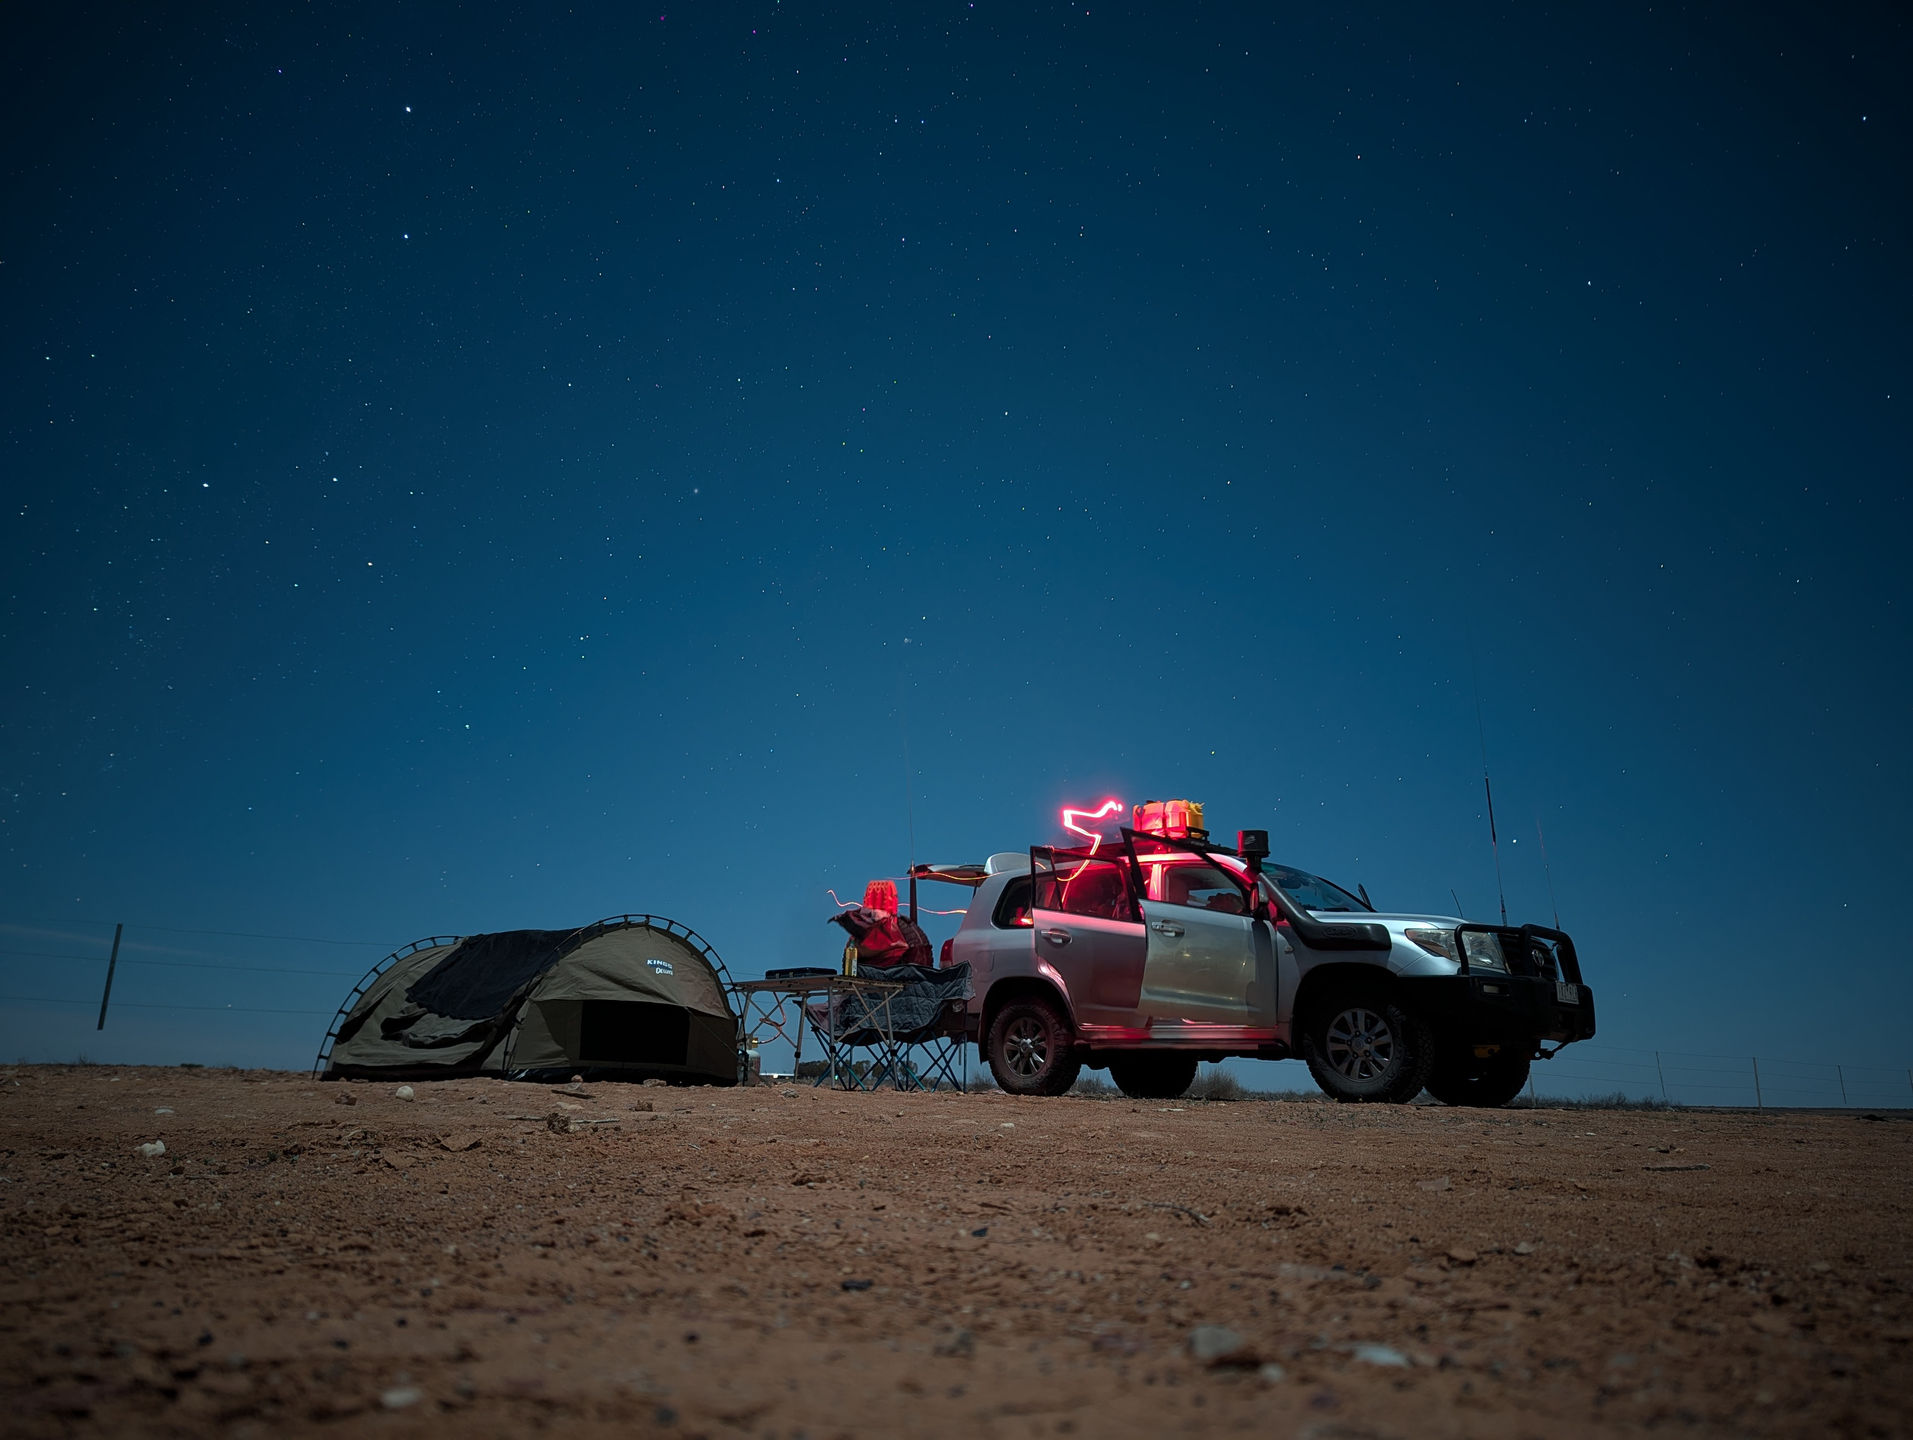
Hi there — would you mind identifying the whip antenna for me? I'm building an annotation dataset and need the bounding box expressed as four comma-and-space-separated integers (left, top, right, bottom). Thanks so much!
900, 709, 915, 869
1537, 818, 1560, 930
898, 641, 918, 920
1482, 771, 1507, 927
1472, 653, 1508, 927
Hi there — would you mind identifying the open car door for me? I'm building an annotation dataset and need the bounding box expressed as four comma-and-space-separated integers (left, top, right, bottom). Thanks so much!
1133, 846, 1274, 1025
1029, 846, 1148, 1025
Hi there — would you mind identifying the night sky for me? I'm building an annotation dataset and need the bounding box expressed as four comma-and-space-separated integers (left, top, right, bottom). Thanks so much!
4, 3, 1908, 1093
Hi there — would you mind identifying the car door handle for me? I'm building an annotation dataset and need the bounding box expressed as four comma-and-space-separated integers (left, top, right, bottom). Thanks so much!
1150, 920, 1184, 938
1041, 928, 1072, 946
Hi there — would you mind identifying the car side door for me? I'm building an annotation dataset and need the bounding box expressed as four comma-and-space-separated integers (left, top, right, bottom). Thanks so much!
1138, 859, 1263, 1023
1028, 852, 1148, 1025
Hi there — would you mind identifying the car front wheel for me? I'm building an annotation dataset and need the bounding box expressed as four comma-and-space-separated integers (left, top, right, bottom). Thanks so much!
1301, 988, 1434, 1103
985, 995, 1081, 1096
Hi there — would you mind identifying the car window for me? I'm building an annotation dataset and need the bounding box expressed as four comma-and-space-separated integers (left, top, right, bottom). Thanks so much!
1035, 858, 1137, 923
1154, 862, 1248, 914
991, 876, 1033, 928
1261, 864, 1370, 912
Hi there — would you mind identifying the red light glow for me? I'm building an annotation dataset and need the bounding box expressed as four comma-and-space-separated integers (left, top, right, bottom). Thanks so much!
1061, 798, 1124, 855
829, 886, 966, 916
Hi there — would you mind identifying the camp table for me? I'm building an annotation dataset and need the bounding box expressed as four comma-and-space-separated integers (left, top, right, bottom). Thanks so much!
731, 973, 909, 1090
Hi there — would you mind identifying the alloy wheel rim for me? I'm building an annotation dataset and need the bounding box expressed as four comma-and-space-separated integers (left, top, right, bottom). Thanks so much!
1325, 1007, 1395, 1080
1004, 1017, 1048, 1078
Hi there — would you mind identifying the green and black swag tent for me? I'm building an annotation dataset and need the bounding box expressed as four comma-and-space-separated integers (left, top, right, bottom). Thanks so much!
316, 916, 738, 1085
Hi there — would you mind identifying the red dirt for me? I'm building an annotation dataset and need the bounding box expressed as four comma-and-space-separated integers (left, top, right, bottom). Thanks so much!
2, 1064, 1909, 1438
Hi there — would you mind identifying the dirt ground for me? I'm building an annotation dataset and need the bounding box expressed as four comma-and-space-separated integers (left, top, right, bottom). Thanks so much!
2, 1065, 1909, 1439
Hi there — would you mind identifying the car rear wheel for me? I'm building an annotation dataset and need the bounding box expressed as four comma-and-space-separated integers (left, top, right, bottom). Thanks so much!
1425, 1047, 1532, 1108
1107, 1052, 1199, 1100
1301, 988, 1434, 1103
985, 995, 1081, 1096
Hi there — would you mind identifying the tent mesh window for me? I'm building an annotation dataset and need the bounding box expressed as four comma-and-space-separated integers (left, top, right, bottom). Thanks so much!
408, 929, 576, 1019
579, 1000, 691, 1066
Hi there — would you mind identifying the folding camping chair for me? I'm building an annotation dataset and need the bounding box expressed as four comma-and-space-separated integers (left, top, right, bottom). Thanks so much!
891, 993, 969, 1092
789, 975, 904, 1090
805, 963, 971, 1092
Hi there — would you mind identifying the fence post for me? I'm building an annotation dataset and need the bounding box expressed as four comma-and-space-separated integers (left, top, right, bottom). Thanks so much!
1655, 1051, 1668, 1104
1837, 1065, 1848, 1107
95, 923, 124, 1031
1751, 1056, 1763, 1109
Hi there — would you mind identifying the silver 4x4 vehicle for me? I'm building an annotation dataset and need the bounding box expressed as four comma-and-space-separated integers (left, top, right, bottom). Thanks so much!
913, 826, 1594, 1106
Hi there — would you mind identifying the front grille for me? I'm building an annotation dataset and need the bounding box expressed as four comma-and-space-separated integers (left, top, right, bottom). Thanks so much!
1501, 931, 1561, 981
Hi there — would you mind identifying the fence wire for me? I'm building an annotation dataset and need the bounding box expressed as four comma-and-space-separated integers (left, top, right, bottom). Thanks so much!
3, 919, 1911, 1105
1529, 1043, 1913, 1108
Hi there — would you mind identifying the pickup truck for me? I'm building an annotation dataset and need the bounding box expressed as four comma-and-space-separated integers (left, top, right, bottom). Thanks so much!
912, 823, 1594, 1106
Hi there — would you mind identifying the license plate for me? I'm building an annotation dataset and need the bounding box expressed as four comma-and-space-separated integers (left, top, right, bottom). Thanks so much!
1555, 981, 1580, 1005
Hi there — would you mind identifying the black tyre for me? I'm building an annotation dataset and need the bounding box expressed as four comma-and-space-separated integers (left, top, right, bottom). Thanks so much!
985, 995, 1081, 1096
1425, 1046, 1532, 1108
1301, 987, 1434, 1103
1107, 1052, 1199, 1100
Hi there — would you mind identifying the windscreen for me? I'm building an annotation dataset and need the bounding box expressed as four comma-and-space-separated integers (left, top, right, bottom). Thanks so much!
1261, 864, 1371, 913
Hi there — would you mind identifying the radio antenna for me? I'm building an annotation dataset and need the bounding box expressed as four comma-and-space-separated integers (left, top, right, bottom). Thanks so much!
1536, 817, 1560, 929
900, 709, 915, 868
1482, 771, 1507, 926
1472, 652, 1508, 927
898, 645, 917, 920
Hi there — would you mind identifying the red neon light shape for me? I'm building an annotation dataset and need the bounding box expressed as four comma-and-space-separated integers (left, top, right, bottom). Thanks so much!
1061, 798, 1124, 855
830, 886, 964, 916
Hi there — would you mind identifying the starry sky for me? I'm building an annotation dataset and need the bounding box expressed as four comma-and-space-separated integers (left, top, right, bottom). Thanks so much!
3, 2, 1908, 1095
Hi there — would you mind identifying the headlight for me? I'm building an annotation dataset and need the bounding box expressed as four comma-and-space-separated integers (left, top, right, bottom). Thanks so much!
1405, 927, 1458, 961
1462, 931, 1508, 972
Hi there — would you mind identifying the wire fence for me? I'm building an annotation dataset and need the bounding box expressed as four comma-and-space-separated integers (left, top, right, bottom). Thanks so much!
1525, 1041, 1913, 1109
0, 918, 375, 1027
2, 917, 1911, 1108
